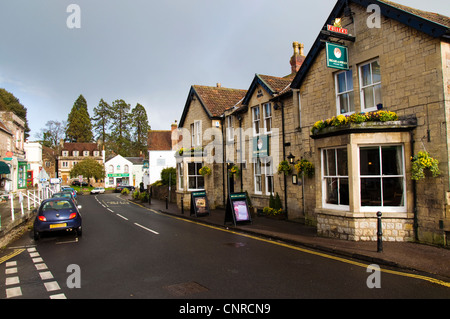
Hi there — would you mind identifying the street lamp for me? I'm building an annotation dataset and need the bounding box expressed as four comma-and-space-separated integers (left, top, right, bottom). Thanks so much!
287, 153, 295, 164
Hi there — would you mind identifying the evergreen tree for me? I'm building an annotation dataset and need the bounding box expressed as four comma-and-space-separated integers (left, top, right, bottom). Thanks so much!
130, 103, 150, 156
92, 98, 111, 144
109, 99, 131, 155
66, 94, 93, 142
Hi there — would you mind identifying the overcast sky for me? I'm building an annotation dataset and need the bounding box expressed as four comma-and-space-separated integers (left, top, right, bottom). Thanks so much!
0, 0, 449, 139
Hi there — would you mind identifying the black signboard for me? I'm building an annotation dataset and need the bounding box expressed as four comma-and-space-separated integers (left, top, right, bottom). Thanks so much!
224, 192, 252, 226
190, 191, 210, 217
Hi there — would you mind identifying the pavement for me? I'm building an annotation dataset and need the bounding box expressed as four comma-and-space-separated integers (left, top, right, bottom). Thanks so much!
139, 197, 450, 281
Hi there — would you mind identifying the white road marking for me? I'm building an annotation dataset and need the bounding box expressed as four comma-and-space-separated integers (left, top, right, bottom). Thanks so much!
6, 287, 22, 298
5, 276, 19, 286
39, 271, 54, 280
134, 223, 159, 235
44, 281, 61, 292
107, 208, 114, 213
116, 214, 128, 220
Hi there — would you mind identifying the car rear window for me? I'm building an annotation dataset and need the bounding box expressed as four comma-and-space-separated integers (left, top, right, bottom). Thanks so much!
42, 200, 74, 211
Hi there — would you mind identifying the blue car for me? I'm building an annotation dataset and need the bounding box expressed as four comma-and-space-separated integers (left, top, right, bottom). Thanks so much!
33, 198, 82, 240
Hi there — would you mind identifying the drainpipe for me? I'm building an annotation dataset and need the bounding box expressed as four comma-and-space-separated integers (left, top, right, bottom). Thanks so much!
410, 130, 418, 241
238, 114, 243, 191
280, 101, 288, 218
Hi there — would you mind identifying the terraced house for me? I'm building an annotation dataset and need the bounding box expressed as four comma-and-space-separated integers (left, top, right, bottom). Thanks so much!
175, 0, 450, 246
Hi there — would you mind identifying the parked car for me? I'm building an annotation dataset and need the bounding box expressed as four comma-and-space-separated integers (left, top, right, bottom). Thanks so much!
72, 180, 88, 186
33, 198, 82, 240
61, 186, 77, 199
52, 191, 76, 203
90, 187, 105, 194
114, 185, 135, 193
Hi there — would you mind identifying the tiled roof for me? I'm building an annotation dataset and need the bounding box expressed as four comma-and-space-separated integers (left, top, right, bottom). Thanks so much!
62, 142, 99, 153
258, 74, 295, 95
193, 85, 247, 117
148, 130, 172, 151
380, 0, 450, 28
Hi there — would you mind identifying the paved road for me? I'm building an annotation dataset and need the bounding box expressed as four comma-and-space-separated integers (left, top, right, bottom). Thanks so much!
1, 193, 449, 301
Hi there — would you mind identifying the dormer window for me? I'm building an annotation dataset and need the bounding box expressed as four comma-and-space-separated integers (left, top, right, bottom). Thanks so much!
62, 151, 69, 156
83, 151, 89, 156
73, 151, 79, 157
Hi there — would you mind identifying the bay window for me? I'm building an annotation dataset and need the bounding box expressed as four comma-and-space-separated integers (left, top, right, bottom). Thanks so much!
322, 148, 349, 209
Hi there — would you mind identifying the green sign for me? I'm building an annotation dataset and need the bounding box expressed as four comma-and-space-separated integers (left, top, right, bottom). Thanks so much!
326, 42, 349, 70
252, 135, 269, 158
108, 173, 130, 177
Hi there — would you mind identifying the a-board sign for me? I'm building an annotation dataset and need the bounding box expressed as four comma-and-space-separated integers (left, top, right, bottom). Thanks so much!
190, 191, 210, 217
224, 192, 252, 226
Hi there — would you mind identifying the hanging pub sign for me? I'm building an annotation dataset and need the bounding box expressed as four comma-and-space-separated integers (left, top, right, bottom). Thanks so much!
326, 42, 349, 70
252, 135, 269, 158
190, 191, 210, 217
224, 192, 252, 226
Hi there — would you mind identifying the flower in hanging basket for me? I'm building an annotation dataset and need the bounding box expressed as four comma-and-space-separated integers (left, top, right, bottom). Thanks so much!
229, 165, 240, 177
294, 159, 315, 178
277, 160, 292, 175
199, 166, 211, 176
410, 151, 440, 180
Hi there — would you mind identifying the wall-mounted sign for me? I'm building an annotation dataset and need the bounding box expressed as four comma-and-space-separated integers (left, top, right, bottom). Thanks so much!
252, 135, 269, 158
326, 42, 349, 70
190, 191, 210, 217
327, 24, 348, 35
107, 173, 130, 177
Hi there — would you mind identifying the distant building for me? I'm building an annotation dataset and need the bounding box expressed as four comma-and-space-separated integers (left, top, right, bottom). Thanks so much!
104, 155, 144, 188
147, 123, 178, 185
57, 142, 103, 185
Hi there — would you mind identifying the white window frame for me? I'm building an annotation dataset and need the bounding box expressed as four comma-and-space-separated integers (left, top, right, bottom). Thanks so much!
62, 161, 69, 168
254, 158, 262, 194
264, 157, 274, 195
359, 59, 382, 112
194, 120, 201, 147
190, 123, 195, 146
84, 151, 89, 156
73, 150, 79, 157
358, 144, 406, 212
252, 106, 261, 136
62, 151, 69, 157
263, 103, 272, 134
335, 69, 354, 115
226, 115, 234, 142
298, 91, 302, 128
322, 147, 349, 211
187, 162, 204, 191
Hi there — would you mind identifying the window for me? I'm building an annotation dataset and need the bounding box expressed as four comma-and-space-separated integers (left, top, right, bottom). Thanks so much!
254, 158, 262, 194
62, 151, 68, 157
178, 163, 184, 190
252, 106, 261, 136
83, 151, 89, 156
226, 115, 234, 142
322, 148, 349, 209
298, 91, 302, 128
93, 151, 99, 156
188, 162, 204, 190
360, 59, 382, 111
263, 103, 272, 134
264, 158, 274, 195
336, 69, 354, 114
109, 165, 114, 173
190, 123, 195, 146
359, 145, 405, 210
62, 161, 69, 168
124, 165, 129, 173
195, 121, 201, 146
73, 151, 79, 157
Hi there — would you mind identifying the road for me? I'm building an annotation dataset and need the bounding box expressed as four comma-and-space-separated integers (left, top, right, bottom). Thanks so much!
1, 193, 450, 302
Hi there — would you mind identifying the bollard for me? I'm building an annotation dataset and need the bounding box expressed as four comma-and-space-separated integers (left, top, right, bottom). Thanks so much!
181, 195, 184, 214
377, 211, 383, 253
165, 196, 168, 210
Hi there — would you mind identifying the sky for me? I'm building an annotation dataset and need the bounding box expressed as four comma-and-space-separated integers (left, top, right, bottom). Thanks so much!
0, 0, 449, 140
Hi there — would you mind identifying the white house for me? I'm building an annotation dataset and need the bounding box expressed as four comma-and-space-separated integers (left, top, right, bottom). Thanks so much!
105, 155, 145, 188
24, 142, 43, 187
147, 123, 178, 185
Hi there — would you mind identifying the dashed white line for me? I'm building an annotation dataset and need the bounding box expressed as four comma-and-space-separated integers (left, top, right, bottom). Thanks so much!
134, 223, 159, 235
116, 214, 128, 220
107, 208, 114, 213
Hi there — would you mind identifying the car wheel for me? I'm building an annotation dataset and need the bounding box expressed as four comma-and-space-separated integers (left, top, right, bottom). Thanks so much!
76, 227, 82, 237
33, 230, 40, 241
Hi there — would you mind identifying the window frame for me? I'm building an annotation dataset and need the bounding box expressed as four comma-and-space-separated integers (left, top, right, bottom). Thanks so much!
252, 106, 261, 136
253, 158, 262, 194
335, 69, 355, 115
322, 147, 349, 211
358, 144, 406, 212
187, 162, 205, 191
226, 115, 234, 142
359, 59, 382, 112
263, 103, 272, 134
264, 157, 274, 195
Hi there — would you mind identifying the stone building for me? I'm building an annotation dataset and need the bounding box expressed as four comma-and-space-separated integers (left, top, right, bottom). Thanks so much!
174, 0, 450, 246
288, 0, 450, 245
176, 84, 246, 209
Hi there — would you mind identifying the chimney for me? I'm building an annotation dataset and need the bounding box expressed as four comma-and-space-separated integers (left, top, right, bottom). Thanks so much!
290, 41, 305, 74
216, 83, 221, 88
171, 120, 179, 151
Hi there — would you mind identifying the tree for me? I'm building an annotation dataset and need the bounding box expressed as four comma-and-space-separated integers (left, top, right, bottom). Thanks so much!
66, 94, 93, 142
109, 99, 131, 156
130, 103, 150, 156
92, 98, 111, 145
70, 158, 105, 183
0, 88, 30, 138
35, 120, 67, 149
